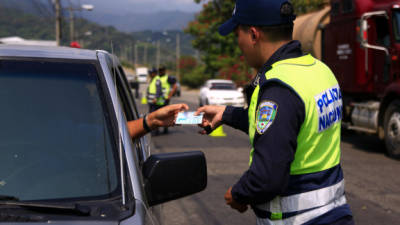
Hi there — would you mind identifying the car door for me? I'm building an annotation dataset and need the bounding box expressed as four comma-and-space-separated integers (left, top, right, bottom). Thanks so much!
108, 57, 161, 225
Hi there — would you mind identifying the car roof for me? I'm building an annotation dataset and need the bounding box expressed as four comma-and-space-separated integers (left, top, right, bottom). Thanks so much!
0, 44, 99, 60
207, 79, 234, 84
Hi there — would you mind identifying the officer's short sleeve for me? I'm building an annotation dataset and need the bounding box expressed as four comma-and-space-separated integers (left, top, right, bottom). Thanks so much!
231, 82, 305, 204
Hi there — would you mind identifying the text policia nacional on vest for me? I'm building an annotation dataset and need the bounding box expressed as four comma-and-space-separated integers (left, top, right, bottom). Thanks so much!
315, 85, 343, 132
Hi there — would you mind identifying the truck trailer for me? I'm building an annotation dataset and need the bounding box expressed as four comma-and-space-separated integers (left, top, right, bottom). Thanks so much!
293, 0, 400, 158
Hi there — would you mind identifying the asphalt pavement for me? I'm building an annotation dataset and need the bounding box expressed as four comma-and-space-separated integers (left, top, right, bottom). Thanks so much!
135, 85, 400, 225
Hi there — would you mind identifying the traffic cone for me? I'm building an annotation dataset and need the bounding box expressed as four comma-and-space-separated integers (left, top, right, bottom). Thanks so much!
209, 125, 227, 137
141, 96, 147, 104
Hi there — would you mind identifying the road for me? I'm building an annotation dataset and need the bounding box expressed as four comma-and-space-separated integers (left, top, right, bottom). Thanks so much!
135, 86, 400, 225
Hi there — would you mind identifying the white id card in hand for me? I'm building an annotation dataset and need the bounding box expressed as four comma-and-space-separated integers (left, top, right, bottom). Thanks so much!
175, 112, 203, 125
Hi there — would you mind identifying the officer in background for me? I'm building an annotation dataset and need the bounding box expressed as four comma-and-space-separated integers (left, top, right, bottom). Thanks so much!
196, 1, 354, 224
147, 67, 164, 135
147, 68, 163, 112
158, 65, 177, 134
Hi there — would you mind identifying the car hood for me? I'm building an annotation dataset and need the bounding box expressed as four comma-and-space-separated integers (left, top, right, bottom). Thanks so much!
207, 90, 243, 98
5, 221, 119, 225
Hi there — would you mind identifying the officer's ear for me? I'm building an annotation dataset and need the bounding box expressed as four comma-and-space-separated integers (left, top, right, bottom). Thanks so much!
249, 27, 260, 44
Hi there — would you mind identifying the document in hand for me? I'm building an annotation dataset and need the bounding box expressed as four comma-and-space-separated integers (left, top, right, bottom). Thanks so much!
175, 112, 203, 125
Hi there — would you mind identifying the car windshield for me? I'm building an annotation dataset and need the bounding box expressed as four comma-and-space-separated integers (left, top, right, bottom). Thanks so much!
210, 82, 236, 90
0, 60, 119, 201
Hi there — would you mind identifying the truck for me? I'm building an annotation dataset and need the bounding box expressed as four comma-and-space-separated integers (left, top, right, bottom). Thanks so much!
135, 67, 148, 83
293, 0, 400, 158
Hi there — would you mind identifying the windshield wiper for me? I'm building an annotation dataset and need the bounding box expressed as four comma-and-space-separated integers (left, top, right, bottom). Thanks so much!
0, 200, 90, 216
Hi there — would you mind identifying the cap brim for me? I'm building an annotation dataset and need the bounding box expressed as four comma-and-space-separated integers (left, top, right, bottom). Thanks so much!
218, 18, 238, 36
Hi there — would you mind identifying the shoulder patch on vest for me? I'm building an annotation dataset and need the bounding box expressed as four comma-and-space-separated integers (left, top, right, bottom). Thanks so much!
256, 101, 278, 135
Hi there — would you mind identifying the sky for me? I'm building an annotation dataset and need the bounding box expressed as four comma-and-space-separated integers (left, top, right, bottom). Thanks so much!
80, 0, 205, 14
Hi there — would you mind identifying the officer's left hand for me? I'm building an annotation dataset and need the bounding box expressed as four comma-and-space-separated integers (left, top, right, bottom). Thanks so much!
224, 187, 248, 213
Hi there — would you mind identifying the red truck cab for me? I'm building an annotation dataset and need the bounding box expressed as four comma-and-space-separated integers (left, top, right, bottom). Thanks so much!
322, 0, 400, 158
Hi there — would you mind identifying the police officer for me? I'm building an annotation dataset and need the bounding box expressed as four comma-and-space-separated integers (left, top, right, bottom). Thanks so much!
147, 68, 163, 112
196, 1, 354, 224
158, 65, 177, 134
147, 67, 164, 135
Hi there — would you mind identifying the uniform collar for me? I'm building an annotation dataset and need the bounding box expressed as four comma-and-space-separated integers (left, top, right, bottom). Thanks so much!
251, 40, 304, 87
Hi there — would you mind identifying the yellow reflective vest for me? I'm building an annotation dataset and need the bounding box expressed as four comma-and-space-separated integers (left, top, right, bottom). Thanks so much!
247, 54, 345, 224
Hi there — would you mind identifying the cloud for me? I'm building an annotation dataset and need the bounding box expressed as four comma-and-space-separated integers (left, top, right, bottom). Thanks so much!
126, 0, 202, 12
80, 0, 203, 14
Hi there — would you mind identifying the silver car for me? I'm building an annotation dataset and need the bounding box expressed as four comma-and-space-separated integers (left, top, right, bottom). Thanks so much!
0, 45, 207, 224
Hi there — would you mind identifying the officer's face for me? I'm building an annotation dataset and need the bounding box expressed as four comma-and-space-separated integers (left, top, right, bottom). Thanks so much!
235, 26, 259, 69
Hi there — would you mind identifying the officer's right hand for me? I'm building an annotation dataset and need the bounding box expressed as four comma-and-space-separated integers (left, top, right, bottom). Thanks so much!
195, 105, 226, 134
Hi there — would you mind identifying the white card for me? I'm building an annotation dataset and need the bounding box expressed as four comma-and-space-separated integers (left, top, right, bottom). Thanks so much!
175, 112, 203, 125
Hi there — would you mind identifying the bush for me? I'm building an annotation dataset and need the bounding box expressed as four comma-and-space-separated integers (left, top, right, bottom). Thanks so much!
181, 65, 210, 88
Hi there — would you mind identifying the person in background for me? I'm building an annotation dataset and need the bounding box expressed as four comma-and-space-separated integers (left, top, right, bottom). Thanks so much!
158, 65, 177, 134
147, 68, 163, 112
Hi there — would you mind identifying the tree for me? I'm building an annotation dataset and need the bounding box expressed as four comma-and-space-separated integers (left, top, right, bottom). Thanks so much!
186, 0, 326, 84
291, 0, 326, 15
185, 0, 239, 78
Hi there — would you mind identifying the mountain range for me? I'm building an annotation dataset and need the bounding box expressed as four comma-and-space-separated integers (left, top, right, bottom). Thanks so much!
0, 0, 199, 32
83, 10, 196, 32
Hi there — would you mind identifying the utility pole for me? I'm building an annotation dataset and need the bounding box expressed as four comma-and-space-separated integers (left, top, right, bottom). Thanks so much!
144, 43, 148, 66
134, 43, 138, 67
176, 33, 180, 81
67, 4, 93, 43
55, 0, 61, 46
69, 7, 75, 43
156, 40, 160, 69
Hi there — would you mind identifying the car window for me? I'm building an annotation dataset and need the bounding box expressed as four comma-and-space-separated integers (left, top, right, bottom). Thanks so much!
210, 83, 236, 90
0, 60, 119, 201
117, 65, 139, 117
110, 63, 147, 164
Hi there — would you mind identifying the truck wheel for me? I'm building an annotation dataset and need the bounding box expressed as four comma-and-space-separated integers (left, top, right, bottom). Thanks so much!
384, 100, 400, 159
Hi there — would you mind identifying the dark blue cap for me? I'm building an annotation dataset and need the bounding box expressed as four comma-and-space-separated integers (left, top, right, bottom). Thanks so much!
150, 68, 157, 73
219, 0, 296, 36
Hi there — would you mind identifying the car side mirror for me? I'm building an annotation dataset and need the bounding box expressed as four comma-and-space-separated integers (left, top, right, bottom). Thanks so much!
142, 151, 207, 206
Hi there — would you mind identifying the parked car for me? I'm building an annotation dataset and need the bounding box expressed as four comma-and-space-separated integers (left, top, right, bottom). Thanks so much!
199, 79, 245, 107
0, 45, 207, 224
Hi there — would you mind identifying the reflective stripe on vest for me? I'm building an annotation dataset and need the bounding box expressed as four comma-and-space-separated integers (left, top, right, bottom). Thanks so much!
255, 195, 347, 225
160, 75, 171, 98
247, 54, 345, 223
256, 180, 345, 214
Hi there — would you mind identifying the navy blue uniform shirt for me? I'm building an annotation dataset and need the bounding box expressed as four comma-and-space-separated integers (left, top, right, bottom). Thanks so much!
222, 41, 353, 224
